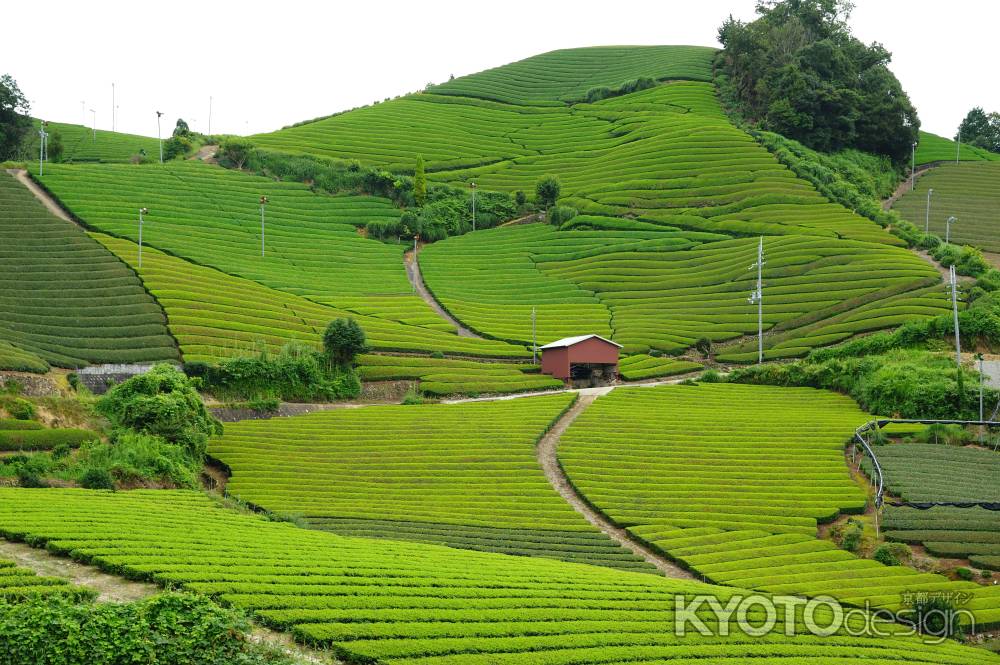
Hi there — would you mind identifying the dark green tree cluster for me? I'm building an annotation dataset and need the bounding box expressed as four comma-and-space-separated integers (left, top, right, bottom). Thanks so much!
0, 74, 31, 161
957, 107, 1000, 153
717, 0, 919, 160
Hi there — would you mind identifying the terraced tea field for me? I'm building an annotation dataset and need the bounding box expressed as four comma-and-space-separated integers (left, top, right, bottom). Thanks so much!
914, 131, 1000, 165
34, 120, 161, 163
558, 384, 1000, 628
255, 50, 893, 245
894, 162, 1000, 252
0, 172, 178, 369
424, 228, 946, 355
870, 443, 1000, 503
0, 554, 87, 600
210, 394, 651, 570
0, 488, 994, 664
885, 506, 1000, 569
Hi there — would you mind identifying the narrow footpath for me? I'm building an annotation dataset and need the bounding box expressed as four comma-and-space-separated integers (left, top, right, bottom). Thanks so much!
6, 168, 77, 225
404, 247, 481, 338
535, 388, 694, 580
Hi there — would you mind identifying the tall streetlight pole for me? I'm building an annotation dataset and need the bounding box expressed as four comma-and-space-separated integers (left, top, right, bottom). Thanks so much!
89, 109, 96, 141
38, 121, 48, 176
925, 188, 933, 233
910, 141, 917, 191
950, 264, 961, 371
470, 182, 477, 232
138, 208, 149, 268
156, 111, 164, 163
412, 234, 419, 293
259, 196, 269, 257
531, 306, 537, 364
977, 353, 985, 423
946, 215, 957, 244
956, 128, 962, 164
748, 237, 765, 364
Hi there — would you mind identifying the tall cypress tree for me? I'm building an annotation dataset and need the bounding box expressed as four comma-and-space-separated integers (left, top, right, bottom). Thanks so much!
414, 155, 427, 206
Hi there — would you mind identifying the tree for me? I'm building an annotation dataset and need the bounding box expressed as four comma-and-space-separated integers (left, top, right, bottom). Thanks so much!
47, 131, 64, 163
717, 0, 919, 161
220, 137, 254, 169
413, 155, 427, 206
957, 107, 1000, 153
96, 364, 222, 459
0, 74, 31, 161
173, 118, 191, 137
535, 175, 561, 208
323, 318, 369, 367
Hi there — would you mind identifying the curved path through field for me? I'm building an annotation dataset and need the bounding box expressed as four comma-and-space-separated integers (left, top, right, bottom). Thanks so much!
6, 168, 77, 225
536, 388, 694, 579
404, 246, 482, 338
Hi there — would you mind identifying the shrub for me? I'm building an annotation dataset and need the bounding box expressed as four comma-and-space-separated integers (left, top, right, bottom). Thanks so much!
874, 544, 903, 566
75, 431, 201, 489
955, 566, 974, 581
16, 468, 47, 488
833, 519, 864, 553
694, 337, 712, 357
401, 387, 424, 405
162, 135, 192, 161
79, 467, 115, 490
97, 364, 222, 459
515, 190, 527, 208
548, 205, 577, 226
905, 594, 962, 639
413, 155, 427, 206
323, 318, 369, 367
1, 396, 35, 421
698, 369, 723, 383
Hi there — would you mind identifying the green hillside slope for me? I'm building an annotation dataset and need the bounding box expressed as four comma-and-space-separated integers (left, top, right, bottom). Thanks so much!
914, 130, 1000, 165
34, 119, 161, 163
558, 384, 1000, 629
0, 172, 178, 369
210, 394, 652, 570
893, 162, 1000, 251
0, 488, 995, 663
253, 50, 893, 245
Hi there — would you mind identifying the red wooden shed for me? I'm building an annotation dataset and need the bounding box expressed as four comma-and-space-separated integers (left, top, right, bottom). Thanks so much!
539, 334, 622, 385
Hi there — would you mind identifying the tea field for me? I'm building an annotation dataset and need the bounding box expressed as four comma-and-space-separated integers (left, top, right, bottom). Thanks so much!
0, 171, 178, 370
894, 162, 1000, 252
869, 443, 1000, 503
558, 384, 1000, 628
0, 555, 88, 601
0, 488, 994, 664
33, 120, 161, 163
884, 506, 1000, 568
209, 394, 652, 570
914, 131, 1000, 166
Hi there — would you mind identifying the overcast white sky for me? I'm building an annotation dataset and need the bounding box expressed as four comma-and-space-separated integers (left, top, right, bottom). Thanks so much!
5, 1, 996, 140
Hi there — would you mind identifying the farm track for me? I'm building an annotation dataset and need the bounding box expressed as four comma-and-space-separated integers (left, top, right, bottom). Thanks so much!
0, 539, 339, 664
6, 168, 77, 226
535, 389, 695, 580
404, 247, 481, 338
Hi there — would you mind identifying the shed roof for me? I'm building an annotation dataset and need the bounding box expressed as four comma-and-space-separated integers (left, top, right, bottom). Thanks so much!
539, 334, 623, 350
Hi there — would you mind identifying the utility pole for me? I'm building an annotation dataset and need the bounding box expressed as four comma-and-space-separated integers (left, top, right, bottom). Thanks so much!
977, 353, 985, 423
956, 128, 962, 164
910, 141, 917, 191
946, 215, 957, 244
470, 182, 477, 232
259, 196, 269, 257
748, 237, 765, 364
138, 208, 149, 268
531, 306, 537, 364
156, 111, 164, 163
38, 121, 47, 176
925, 188, 933, 233
950, 265, 961, 371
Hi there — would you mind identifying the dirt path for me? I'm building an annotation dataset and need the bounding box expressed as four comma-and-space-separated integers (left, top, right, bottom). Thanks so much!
404, 247, 481, 338
6, 168, 77, 225
0, 538, 338, 663
0, 539, 158, 602
535, 389, 694, 579
882, 164, 936, 211
191, 144, 219, 163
